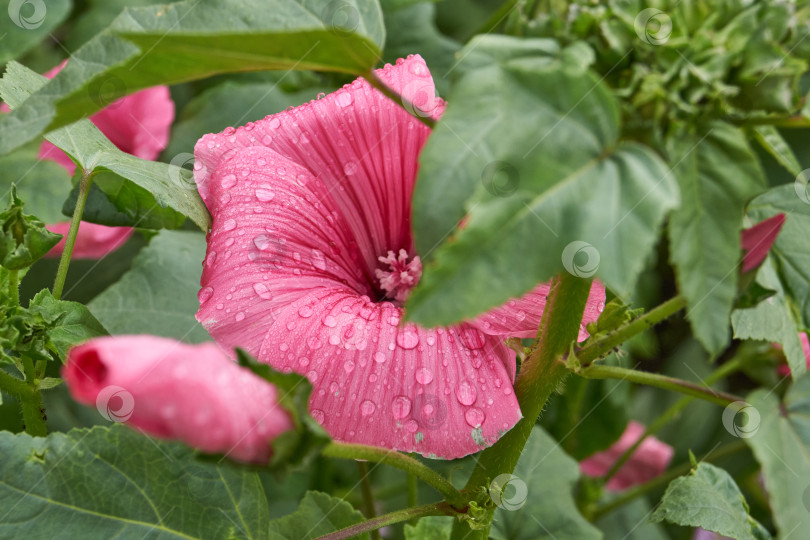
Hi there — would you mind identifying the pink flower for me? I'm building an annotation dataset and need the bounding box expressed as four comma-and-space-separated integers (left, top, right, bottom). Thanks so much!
740, 214, 785, 273
2, 60, 174, 259
192, 55, 605, 459
580, 420, 674, 490
63, 335, 293, 463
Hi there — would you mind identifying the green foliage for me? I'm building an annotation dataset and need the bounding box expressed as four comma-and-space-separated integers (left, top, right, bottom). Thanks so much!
405, 516, 452, 539
0, 425, 273, 539
651, 462, 770, 540
667, 123, 767, 355
0, 0, 72, 65
0, 187, 61, 270
26, 290, 108, 361
489, 426, 600, 540
87, 230, 210, 343
0, 0, 386, 155
408, 35, 678, 326
745, 371, 810, 537
0, 142, 71, 224
267, 491, 369, 539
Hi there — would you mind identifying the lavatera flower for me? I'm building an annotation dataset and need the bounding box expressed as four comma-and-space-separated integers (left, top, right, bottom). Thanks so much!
193, 55, 604, 459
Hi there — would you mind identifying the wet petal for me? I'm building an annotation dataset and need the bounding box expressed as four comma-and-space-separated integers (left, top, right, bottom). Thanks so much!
63, 335, 293, 463
258, 288, 521, 459
195, 55, 443, 274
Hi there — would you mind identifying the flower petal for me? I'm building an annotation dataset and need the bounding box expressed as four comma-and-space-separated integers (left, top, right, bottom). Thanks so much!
195, 55, 444, 273
258, 288, 522, 459
579, 420, 674, 490
472, 280, 606, 341
196, 145, 370, 356
741, 213, 785, 273
44, 221, 134, 259
63, 335, 293, 463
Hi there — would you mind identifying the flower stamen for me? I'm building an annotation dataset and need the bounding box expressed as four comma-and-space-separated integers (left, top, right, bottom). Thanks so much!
375, 249, 422, 304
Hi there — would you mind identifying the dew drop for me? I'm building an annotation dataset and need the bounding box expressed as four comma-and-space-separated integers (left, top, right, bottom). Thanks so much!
408, 61, 428, 77
269, 117, 281, 129
360, 400, 376, 416
392, 396, 411, 419
197, 287, 214, 303
222, 218, 237, 231
465, 408, 485, 428
397, 329, 419, 350
460, 327, 486, 350
298, 357, 310, 367
311, 409, 325, 424
307, 336, 322, 350
415, 368, 433, 385
221, 174, 237, 189
343, 161, 358, 175
205, 251, 217, 268
255, 188, 275, 202
455, 380, 477, 406
336, 92, 353, 107
405, 419, 419, 433
261, 135, 272, 145
344, 360, 355, 373
323, 315, 337, 328
252, 283, 272, 300
306, 370, 319, 382
373, 352, 386, 364
299, 305, 314, 318
235, 312, 246, 322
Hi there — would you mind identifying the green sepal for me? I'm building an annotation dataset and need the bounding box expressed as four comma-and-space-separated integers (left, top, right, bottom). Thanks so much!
0, 186, 62, 270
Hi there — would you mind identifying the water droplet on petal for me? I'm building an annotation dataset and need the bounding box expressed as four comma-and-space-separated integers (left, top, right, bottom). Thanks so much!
197, 287, 214, 303
205, 251, 217, 268
311, 409, 325, 424
252, 283, 272, 300
235, 312, 246, 322
307, 336, 322, 350
255, 188, 275, 202
306, 370, 319, 382
408, 61, 429, 77
336, 92, 353, 107
405, 419, 419, 433
269, 117, 281, 129
415, 368, 433, 385
460, 327, 486, 350
343, 161, 357, 175
344, 360, 355, 373
397, 329, 419, 350
311, 249, 327, 270
299, 305, 314, 318
392, 396, 411, 419
261, 135, 272, 145
455, 380, 477, 406
465, 408, 485, 428
360, 400, 376, 416
221, 174, 237, 189
373, 352, 386, 363
222, 218, 237, 231
323, 315, 337, 328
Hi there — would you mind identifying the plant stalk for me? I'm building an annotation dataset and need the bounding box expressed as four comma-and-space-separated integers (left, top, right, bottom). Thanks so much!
363, 70, 437, 129
53, 168, 93, 300
314, 501, 454, 540
20, 356, 46, 436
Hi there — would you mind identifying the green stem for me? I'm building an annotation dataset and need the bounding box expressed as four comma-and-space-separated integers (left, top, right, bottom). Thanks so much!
575, 296, 687, 365
363, 70, 437, 129
357, 462, 381, 540
322, 442, 465, 508
53, 168, 93, 300
451, 273, 594, 539
578, 364, 742, 407
0, 369, 34, 401
588, 439, 748, 520
20, 356, 46, 437
601, 356, 744, 484
7, 269, 19, 306
407, 472, 418, 525
314, 501, 454, 540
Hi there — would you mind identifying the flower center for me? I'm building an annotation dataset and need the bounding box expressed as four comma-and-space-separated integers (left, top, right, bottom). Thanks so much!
375, 249, 422, 304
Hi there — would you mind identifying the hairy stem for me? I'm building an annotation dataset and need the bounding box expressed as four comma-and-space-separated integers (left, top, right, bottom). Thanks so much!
578, 364, 743, 407
314, 501, 454, 540
575, 296, 687, 365
20, 356, 46, 436
53, 168, 93, 300
363, 70, 437, 129
7, 269, 19, 306
357, 462, 381, 540
450, 273, 594, 539
322, 442, 465, 508
407, 472, 418, 525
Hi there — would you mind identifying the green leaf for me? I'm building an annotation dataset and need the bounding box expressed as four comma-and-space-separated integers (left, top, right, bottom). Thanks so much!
268, 491, 368, 539
0, 0, 385, 155
0, 186, 62, 270
751, 126, 802, 177
0, 142, 72, 224
0, 0, 72, 64
595, 498, 669, 540
490, 426, 601, 540
732, 259, 806, 377
27, 289, 108, 362
0, 424, 271, 539
745, 371, 810, 538
746, 184, 810, 332
236, 350, 330, 469
667, 123, 767, 355
408, 36, 678, 326
162, 80, 334, 160
404, 516, 452, 539
650, 462, 770, 540
0, 62, 211, 231
88, 230, 211, 343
